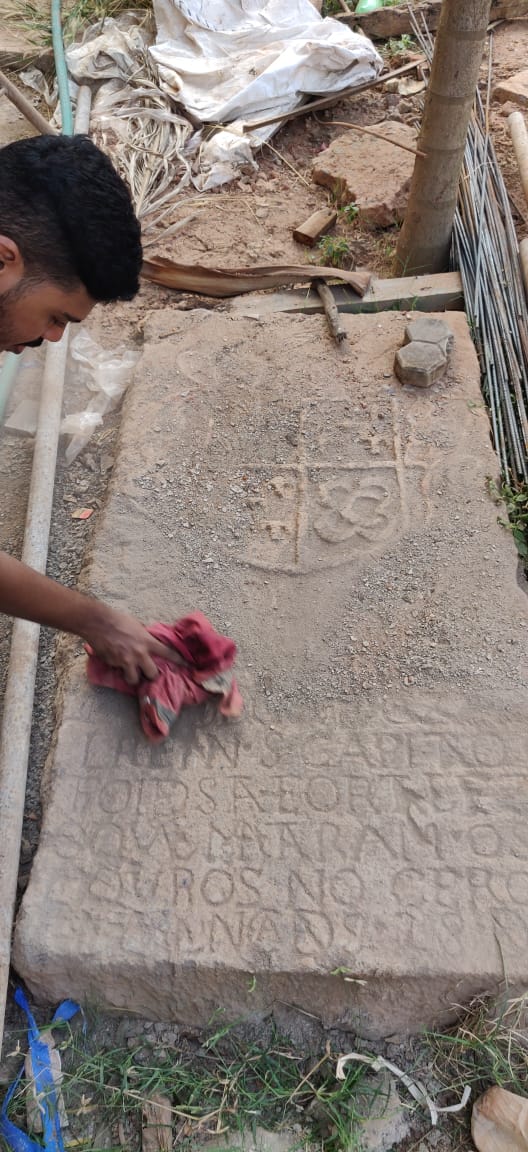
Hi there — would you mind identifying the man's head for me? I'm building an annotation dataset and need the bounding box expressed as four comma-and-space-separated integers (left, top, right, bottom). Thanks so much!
0, 133, 142, 353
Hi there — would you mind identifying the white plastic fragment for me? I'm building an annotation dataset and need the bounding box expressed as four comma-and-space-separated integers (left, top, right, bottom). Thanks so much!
60, 329, 139, 464
336, 1052, 471, 1127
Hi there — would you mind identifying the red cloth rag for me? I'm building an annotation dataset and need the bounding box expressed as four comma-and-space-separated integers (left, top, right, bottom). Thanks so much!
86, 611, 243, 744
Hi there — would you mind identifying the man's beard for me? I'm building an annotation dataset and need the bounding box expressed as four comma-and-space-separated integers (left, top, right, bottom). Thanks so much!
0, 280, 43, 352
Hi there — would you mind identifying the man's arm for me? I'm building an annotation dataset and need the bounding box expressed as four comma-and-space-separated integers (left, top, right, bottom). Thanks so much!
0, 551, 175, 684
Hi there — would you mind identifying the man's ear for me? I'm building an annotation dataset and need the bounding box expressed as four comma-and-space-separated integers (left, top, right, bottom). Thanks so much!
0, 235, 24, 291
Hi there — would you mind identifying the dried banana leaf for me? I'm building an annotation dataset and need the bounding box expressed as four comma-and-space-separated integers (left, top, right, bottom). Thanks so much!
141, 256, 372, 298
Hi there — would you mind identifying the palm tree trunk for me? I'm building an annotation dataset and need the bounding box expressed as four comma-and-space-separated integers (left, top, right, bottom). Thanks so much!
395, 0, 493, 275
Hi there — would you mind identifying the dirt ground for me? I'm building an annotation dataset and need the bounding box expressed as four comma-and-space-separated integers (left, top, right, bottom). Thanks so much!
0, 12, 528, 1152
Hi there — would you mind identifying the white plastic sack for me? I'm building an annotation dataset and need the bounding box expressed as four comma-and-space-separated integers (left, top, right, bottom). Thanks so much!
150, 0, 383, 127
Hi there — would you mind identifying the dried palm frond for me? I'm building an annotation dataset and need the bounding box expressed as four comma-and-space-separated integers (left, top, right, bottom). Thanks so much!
84, 34, 195, 230
141, 256, 373, 298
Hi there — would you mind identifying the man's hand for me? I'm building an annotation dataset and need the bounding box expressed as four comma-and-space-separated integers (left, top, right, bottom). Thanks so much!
82, 607, 180, 685
0, 551, 180, 685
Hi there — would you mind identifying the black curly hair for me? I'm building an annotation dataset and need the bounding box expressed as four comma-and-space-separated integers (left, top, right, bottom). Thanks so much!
0, 134, 142, 302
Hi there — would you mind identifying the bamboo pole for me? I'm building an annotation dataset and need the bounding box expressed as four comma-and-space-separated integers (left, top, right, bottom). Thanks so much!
395, 0, 493, 275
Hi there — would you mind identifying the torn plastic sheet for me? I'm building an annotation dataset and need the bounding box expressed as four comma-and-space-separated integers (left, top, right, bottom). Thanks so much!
18, 68, 57, 108
60, 330, 139, 464
65, 14, 153, 82
194, 125, 257, 190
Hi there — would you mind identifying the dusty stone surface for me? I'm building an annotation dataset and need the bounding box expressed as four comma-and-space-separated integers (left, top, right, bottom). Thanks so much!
13, 309, 528, 1038
494, 70, 528, 107
404, 317, 454, 359
0, 91, 34, 146
395, 341, 447, 389
311, 121, 417, 227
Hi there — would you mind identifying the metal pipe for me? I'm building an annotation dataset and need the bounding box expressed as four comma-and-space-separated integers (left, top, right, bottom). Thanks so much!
0, 84, 92, 1049
51, 0, 74, 136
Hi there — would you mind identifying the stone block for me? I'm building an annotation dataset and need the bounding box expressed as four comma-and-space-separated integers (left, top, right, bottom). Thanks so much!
312, 121, 417, 228
404, 316, 454, 359
494, 71, 528, 108
394, 340, 447, 388
13, 310, 528, 1038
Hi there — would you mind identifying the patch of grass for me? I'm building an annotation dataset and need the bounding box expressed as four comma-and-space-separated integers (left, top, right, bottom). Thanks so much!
385, 33, 416, 56
426, 992, 528, 1106
489, 477, 528, 561
318, 235, 352, 269
1, 1021, 390, 1152
338, 203, 359, 225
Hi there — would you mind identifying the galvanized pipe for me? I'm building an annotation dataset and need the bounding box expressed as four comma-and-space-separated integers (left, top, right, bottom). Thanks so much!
0, 85, 92, 1049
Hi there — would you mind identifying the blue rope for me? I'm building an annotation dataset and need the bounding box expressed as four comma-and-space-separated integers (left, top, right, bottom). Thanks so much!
0, 990, 81, 1152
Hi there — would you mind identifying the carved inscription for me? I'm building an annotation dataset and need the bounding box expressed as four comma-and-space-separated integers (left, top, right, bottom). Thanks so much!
237, 400, 436, 573
59, 702, 528, 966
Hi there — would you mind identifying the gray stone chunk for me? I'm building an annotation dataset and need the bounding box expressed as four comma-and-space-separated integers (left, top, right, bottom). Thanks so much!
404, 316, 454, 359
394, 340, 447, 388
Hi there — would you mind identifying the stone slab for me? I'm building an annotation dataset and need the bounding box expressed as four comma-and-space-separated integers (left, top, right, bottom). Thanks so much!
229, 273, 464, 317
0, 28, 52, 70
494, 70, 528, 107
13, 309, 528, 1038
312, 122, 417, 228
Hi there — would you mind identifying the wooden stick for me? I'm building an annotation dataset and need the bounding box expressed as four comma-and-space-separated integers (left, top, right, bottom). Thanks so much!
142, 1095, 172, 1152
293, 208, 337, 246
242, 58, 426, 133
336, 0, 350, 10
0, 67, 57, 137
324, 119, 427, 158
315, 279, 347, 343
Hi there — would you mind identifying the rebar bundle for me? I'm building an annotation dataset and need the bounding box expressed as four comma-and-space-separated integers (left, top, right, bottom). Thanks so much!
454, 95, 528, 484
410, 11, 528, 486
